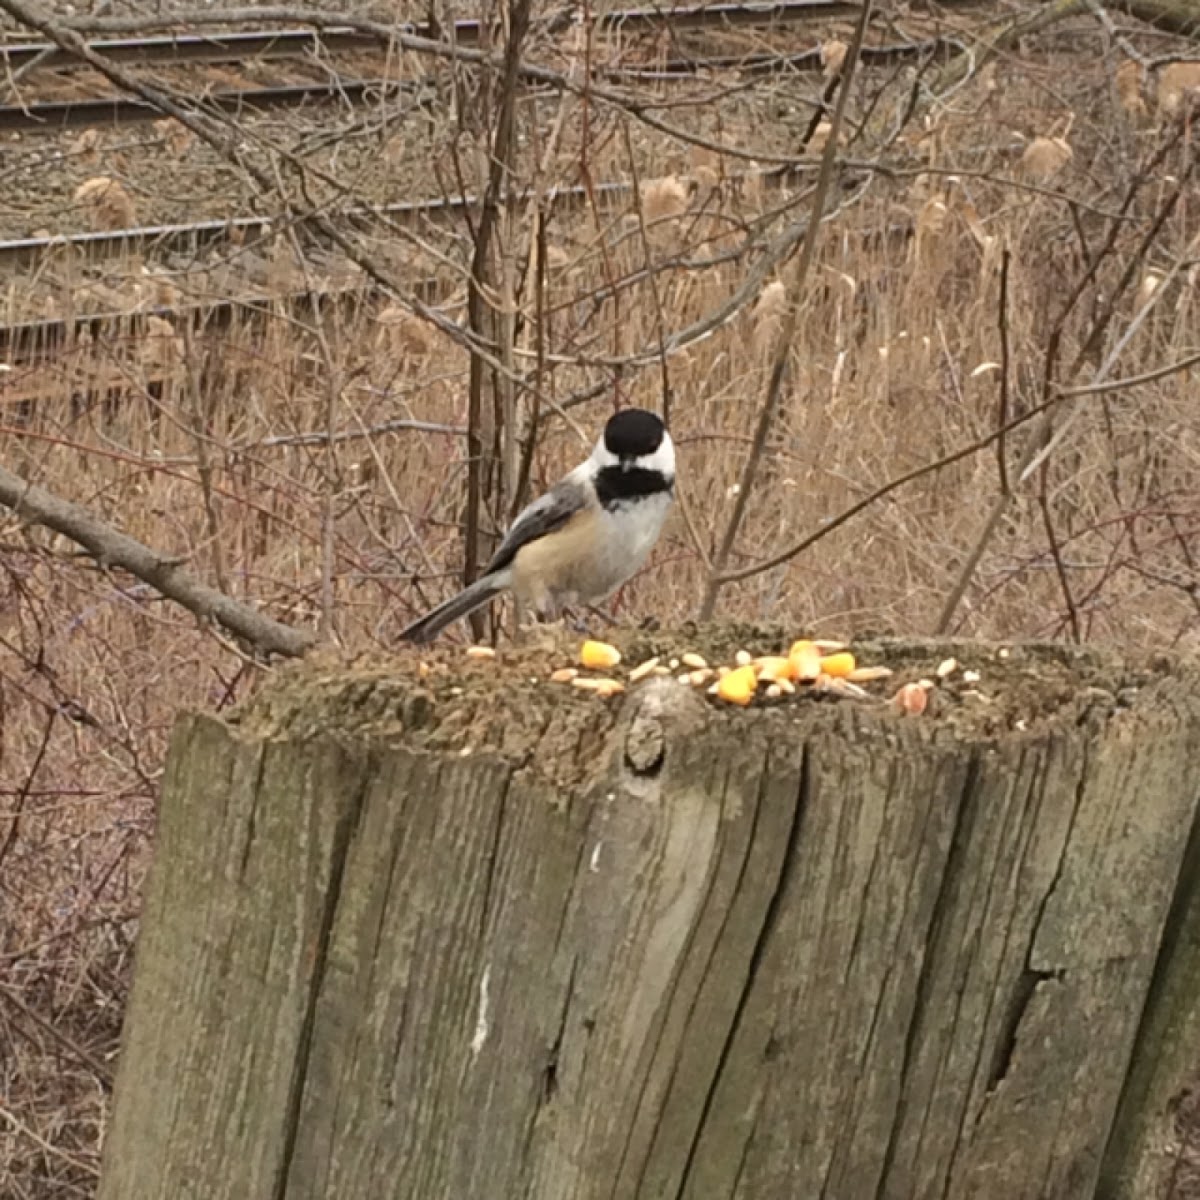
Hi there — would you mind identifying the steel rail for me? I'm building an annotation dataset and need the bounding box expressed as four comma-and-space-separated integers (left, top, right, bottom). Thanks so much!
0, 0, 864, 72
0, 178, 649, 270
0, 219, 918, 372
0, 199, 922, 373
0, 283, 396, 375
0, 32, 944, 137
0, 77, 434, 134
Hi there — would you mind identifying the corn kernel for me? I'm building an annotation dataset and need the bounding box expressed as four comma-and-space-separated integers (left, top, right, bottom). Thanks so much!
819, 652, 856, 678
579, 640, 622, 670
892, 682, 928, 716
716, 665, 758, 706
754, 655, 795, 682
788, 640, 823, 682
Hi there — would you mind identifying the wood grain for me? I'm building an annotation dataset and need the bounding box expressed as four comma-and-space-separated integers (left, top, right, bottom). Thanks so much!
98, 653, 1200, 1200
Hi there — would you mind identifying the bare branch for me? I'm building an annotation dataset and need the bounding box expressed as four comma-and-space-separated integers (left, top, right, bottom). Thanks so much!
713, 331, 1200, 591
0, 465, 314, 659
698, 0, 873, 620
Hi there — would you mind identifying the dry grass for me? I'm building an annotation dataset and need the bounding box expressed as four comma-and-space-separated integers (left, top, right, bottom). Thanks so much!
2, 7, 1199, 1194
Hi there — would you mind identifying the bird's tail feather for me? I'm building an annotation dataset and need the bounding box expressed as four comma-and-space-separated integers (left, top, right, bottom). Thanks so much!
399, 574, 507, 644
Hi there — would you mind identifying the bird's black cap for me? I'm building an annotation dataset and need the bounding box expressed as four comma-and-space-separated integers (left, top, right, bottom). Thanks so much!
604, 408, 665, 459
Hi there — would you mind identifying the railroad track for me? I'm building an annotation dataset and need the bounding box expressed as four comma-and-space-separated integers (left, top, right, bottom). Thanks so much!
0, 177, 920, 373
0, 2, 864, 73
0, 0, 959, 136
0, 77, 437, 134
0, 35, 948, 136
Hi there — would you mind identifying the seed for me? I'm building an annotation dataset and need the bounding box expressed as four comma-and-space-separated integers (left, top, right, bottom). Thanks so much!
549, 667, 578, 683
962, 669, 981, 684
735, 650, 753, 667
628, 656, 661, 683
847, 666, 893, 683
681, 652, 708, 670
892, 683, 928, 716
936, 657, 958, 679
572, 676, 625, 696
466, 645, 496, 659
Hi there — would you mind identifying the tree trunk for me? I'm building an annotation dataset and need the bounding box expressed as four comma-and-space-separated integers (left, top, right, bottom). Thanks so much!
98, 638, 1200, 1200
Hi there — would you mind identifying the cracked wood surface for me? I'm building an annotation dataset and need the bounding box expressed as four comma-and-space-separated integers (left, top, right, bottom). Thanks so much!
98, 653, 1200, 1200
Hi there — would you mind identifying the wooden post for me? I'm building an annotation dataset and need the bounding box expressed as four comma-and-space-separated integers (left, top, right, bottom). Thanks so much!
97, 640, 1200, 1200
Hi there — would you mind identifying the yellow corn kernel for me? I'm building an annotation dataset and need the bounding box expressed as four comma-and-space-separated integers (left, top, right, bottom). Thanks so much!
788, 640, 823, 682
716, 665, 758, 706
754, 655, 795, 682
819, 651, 856, 678
579, 640, 622, 670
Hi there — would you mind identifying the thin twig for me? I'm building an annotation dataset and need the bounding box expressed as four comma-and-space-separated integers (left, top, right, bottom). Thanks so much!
1056, 348, 1200, 395
698, 0, 873, 620
0, 982, 113, 1090
464, 0, 530, 640
0, 464, 313, 658
1038, 463, 1082, 642
996, 246, 1012, 496
713, 340, 1200, 588
933, 129, 1195, 634
0, 709, 54, 872
0, 1101, 101, 1179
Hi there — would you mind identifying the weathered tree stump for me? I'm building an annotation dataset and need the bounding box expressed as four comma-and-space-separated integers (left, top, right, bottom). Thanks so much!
98, 636, 1200, 1200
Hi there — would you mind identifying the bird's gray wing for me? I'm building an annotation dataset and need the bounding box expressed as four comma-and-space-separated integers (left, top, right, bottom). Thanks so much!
483, 480, 587, 576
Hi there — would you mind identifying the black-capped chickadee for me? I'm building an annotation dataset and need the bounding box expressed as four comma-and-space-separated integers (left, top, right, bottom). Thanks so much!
400, 408, 675, 643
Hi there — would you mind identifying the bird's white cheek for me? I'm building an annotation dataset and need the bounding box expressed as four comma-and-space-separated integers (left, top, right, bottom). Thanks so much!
643, 438, 676, 480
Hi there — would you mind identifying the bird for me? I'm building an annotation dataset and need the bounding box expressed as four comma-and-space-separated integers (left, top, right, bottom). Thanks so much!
400, 408, 675, 644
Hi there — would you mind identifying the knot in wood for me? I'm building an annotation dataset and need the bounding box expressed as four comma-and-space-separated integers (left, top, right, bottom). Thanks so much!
625, 710, 665, 775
